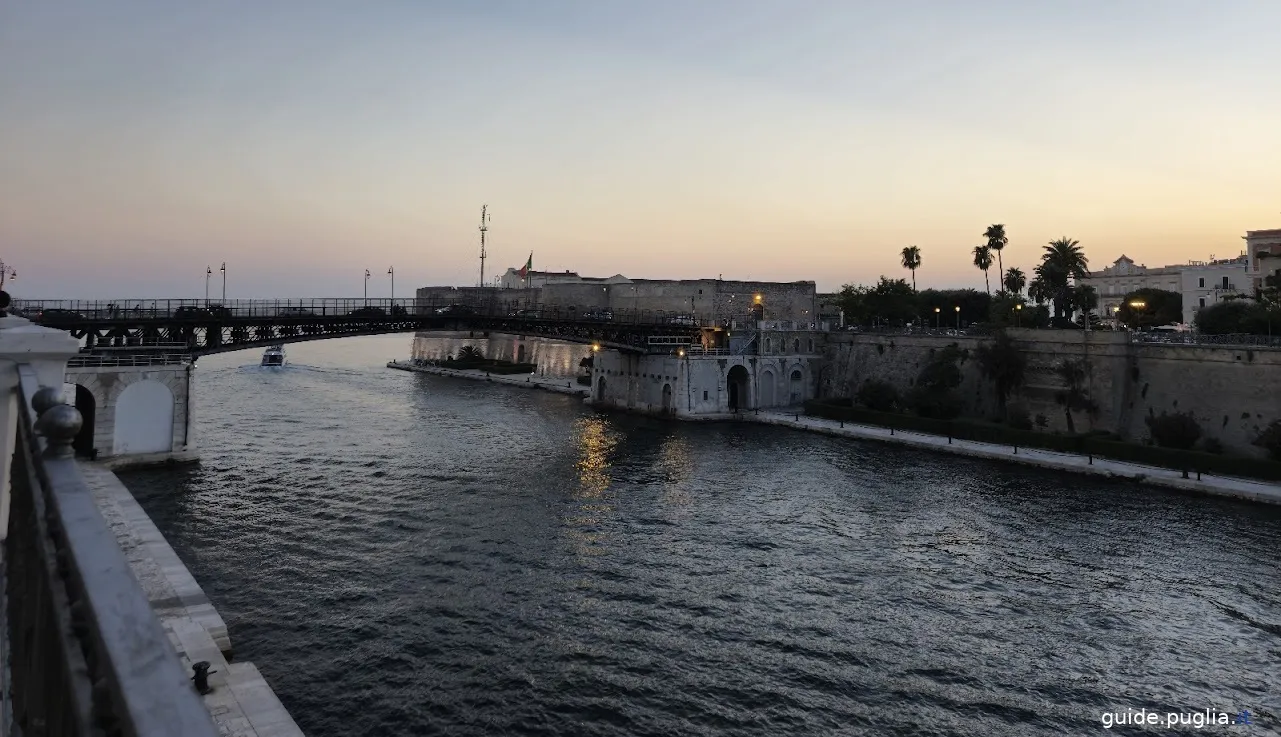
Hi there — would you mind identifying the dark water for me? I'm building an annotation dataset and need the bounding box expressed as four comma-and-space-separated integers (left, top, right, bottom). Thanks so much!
120, 335, 1281, 736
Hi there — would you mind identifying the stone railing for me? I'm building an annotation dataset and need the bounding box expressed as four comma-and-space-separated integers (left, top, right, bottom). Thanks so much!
0, 298, 218, 737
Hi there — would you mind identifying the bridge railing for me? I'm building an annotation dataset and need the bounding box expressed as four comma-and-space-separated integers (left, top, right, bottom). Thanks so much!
14, 296, 755, 331
0, 310, 219, 737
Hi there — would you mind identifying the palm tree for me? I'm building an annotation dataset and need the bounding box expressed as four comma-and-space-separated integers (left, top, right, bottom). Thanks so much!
1003, 267, 1026, 296
900, 246, 922, 291
983, 224, 1008, 283
1036, 237, 1090, 319
972, 245, 993, 293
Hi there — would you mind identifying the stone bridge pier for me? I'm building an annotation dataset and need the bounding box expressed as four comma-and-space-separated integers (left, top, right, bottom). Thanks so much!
64, 361, 197, 468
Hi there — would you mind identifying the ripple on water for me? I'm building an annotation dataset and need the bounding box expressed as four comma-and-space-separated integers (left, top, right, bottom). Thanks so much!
119, 336, 1281, 737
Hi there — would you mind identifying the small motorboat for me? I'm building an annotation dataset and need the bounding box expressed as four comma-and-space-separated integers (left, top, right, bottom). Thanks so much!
261, 345, 286, 367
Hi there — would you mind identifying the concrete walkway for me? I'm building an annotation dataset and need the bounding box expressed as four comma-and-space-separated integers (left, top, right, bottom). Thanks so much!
750, 411, 1281, 505
387, 360, 590, 397
82, 463, 305, 737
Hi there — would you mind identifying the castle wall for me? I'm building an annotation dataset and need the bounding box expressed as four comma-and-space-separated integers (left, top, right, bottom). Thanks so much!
821, 330, 1281, 457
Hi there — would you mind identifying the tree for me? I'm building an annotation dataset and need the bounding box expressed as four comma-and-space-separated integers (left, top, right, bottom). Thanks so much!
1054, 359, 1094, 434
1071, 284, 1099, 325
972, 245, 993, 293
975, 330, 1026, 410
901, 246, 922, 291
1003, 267, 1026, 296
984, 224, 1008, 284
836, 283, 872, 326
1145, 411, 1202, 450
1031, 237, 1089, 320
1117, 288, 1182, 329
917, 288, 991, 328
865, 277, 918, 325
909, 344, 965, 418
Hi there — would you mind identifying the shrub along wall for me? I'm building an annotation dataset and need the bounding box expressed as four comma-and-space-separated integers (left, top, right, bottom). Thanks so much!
804, 400, 1281, 482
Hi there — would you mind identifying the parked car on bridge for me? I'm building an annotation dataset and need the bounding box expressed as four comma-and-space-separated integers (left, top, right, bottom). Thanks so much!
665, 314, 696, 326
582, 309, 613, 321
508, 308, 542, 319
435, 304, 476, 316
349, 306, 387, 318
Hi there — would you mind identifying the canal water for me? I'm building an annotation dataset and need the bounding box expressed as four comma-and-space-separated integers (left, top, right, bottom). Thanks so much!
119, 335, 1281, 737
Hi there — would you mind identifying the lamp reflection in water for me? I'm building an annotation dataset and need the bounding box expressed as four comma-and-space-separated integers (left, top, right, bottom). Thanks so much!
566, 416, 618, 559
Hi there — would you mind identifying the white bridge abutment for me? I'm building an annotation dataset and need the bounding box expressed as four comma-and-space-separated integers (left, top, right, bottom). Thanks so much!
65, 361, 198, 469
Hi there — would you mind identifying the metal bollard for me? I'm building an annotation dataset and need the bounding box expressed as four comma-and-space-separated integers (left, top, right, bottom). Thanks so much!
192, 661, 217, 695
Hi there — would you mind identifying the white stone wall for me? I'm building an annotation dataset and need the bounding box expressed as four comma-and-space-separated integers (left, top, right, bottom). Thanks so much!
65, 364, 192, 460
591, 352, 818, 415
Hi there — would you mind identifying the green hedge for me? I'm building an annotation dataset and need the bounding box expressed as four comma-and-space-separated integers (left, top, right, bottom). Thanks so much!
804, 400, 1281, 482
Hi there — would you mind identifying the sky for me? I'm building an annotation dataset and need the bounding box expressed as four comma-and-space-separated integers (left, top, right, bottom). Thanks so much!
3, 0, 1280, 299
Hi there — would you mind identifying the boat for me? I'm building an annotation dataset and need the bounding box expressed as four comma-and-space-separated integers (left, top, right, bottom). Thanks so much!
261, 345, 286, 367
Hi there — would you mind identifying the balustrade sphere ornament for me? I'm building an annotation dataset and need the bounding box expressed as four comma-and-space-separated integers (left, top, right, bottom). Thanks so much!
35, 404, 82, 458
32, 386, 66, 416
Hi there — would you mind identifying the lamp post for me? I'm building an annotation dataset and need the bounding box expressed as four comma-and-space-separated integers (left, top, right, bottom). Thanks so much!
954, 305, 960, 330
1128, 299, 1146, 330
0, 259, 14, 292
388, 266, 394, 302
934, 306, 940, 329
205, 266, 212, 304
220, 262, 226, 302
1015, 302, 1022, 328
364, 269, 371, 304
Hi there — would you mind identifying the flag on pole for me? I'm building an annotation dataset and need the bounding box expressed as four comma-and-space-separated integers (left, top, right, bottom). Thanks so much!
518, 252, 533, 279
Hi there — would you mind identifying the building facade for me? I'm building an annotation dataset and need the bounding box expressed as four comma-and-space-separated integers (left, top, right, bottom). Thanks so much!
1081, 254, 1250, 326
1244, 228, 1281, 294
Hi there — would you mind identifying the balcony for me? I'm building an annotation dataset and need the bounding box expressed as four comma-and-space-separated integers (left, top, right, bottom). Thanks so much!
1, 309, 219, 737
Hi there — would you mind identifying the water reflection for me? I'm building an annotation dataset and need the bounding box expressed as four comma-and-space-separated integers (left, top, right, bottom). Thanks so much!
410, 332, 592, 378
564, 416, 619, 559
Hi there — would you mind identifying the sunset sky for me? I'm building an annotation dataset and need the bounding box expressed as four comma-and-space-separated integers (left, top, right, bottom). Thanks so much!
3, 1, 1279, 299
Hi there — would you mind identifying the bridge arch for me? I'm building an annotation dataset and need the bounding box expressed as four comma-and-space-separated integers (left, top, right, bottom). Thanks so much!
661, 383, 673, 414
113, 380, 175, 455
596, 376, 608, 404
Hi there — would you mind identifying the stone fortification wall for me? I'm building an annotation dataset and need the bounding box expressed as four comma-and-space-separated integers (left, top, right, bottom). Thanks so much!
821, 330, 1281, 457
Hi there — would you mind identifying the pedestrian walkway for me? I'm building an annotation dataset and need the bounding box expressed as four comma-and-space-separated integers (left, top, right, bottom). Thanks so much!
81, 463, 305, 737
751, 411, 1281, 505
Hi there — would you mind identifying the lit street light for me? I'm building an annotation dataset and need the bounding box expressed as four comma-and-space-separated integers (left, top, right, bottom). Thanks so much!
0, 259, 16, 291
1015, 302, 1022, 328
954, 305, 961, 330
934, 306, 940, 329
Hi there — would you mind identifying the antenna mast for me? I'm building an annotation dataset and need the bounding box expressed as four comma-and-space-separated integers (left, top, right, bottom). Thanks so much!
478, 205, 490, 288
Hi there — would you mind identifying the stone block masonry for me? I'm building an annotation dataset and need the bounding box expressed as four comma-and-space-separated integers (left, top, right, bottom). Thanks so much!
821, 329, 1281, 458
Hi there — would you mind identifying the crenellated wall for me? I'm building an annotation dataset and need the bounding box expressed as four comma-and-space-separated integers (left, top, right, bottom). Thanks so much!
821, 330, 1281, 457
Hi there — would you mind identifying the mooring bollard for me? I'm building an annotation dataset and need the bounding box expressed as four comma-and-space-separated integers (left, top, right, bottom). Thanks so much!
1013, 445, 1018, 455
1182, 468, 1189, 479
192, 661, 217, 695
1088, 454, 1093, 465
1197, 470, 1201, 481
839, 421, 844, 428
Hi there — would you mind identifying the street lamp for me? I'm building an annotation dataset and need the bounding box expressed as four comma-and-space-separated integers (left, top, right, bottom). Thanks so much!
934, 306, 940, 329
954, 305, 961, 330
1015, 302, 1022, 328
0, 260, 16, 291
220, 262, 226, 302
388, 266, 395, 302
364, 269, 371, 304
205, 266, 212, 304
